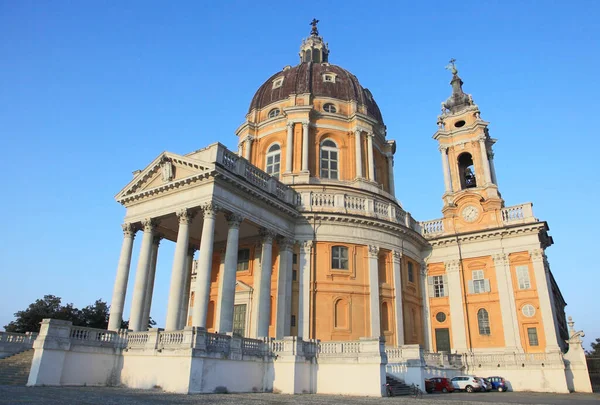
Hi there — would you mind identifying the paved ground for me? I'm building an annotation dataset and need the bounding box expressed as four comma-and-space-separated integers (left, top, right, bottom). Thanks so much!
0, 386, 598, 405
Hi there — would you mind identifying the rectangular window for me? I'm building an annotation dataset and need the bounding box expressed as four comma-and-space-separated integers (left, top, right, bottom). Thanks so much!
468, 269, 490, 294
408, 262, 414, 283
291, 315, 296, 327
527, 327, 539, 346
292, 270, 297, 281
516, 265, 531, 289
237, 248, 250, 272
331, 246, 349, 270
433, 275, 446, 298
293, 253, 298, 265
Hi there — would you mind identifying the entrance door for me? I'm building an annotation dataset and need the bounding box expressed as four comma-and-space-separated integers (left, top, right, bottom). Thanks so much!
435, 328, 451, 352
233, 304, 247, 337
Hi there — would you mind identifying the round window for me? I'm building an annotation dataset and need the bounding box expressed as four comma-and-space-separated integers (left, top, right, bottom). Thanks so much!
522, 304, 536, 318
436, 312, 447, 323
454, 120, 466, 128
268, 108, 281, 119
323, 103, 337, 113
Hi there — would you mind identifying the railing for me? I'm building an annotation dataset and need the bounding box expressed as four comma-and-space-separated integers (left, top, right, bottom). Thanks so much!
420, 219, 444, 236
69, 326, 122, 346
215, 145, 299, 207
127, 331, 149, 348
385, 347, 404, 360
464, 351, 562, 367
318, 341, 361, 355
501, 203, 535, 225
206, 333, 231, 353
241, 337, 264, 356
158, 330, 185, 347
300, 191, 418, 232
0, 331, 37, 345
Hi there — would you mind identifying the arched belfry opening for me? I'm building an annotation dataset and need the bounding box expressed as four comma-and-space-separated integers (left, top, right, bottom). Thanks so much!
458, 152, 476, 189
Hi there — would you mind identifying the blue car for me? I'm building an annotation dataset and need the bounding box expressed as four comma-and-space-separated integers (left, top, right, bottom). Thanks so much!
487, 376, 507, 392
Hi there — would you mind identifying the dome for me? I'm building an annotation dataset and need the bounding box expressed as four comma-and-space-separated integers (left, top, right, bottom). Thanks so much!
248, 63, 383, 123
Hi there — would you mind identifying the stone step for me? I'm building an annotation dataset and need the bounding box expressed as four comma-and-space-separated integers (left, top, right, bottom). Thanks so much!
0, 349, 34, 386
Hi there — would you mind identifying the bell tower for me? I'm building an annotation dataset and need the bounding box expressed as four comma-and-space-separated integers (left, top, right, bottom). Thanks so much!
434, 60, 504, 233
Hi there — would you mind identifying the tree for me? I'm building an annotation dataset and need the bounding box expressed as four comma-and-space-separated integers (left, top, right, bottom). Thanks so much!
586, 337, 600, 357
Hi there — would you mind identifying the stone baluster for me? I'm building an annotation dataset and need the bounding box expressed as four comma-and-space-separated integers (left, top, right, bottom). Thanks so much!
108, 223, 137, 331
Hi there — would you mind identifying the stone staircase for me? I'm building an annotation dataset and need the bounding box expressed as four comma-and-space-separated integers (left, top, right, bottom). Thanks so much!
0, 349, 34, 385
385, 374, 413, 396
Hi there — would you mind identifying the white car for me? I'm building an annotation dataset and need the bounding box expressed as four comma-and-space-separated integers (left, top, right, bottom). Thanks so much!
450, 375, 482, 393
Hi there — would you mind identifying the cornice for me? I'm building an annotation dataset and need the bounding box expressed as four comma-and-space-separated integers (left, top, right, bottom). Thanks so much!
426, 221, 549, 247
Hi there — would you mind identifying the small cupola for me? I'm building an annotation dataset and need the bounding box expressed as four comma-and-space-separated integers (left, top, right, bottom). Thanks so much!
299, 19, 330, 64
442, 59, 475, 115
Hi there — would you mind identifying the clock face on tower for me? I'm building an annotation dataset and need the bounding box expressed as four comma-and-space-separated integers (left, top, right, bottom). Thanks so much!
461, 205, 479, 222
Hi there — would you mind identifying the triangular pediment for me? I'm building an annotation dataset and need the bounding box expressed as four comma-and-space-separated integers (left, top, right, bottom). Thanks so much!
235, 280, 253, 292
115, 152, 214, 203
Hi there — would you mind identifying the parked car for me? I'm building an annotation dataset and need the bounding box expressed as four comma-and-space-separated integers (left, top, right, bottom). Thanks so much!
476, 377, 492, 391
487, 376, 507, 392
450, 376, 481, 393
425, 377, 455, 393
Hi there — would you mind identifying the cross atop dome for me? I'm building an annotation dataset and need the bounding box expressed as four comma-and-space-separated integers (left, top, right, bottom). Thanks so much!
299, 19, 329, 63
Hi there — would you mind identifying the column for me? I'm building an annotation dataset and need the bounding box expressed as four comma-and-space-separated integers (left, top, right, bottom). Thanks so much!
192, 203, 219, 327
446, 260, 468, 352
492, 253, 522, 352
420, 264, 432, 351
489, 151, 498, 185
367, 245, 381, 338
215, 213, 243, 333
301, 122, 309, 172
367, 132, 375, 181
285, 122, 294, 173
479, 137, 492, 184
354, 129, 363, 178
275, 238, 294, 339
165, 209, 194, 330
129, 218, 157, 332
391, 250, 404, 345
440, 146, 452, 193
387, 154, 395, 196
178, 246, 196, 329
298, 241, 312, 339
243, 136, 253, 160
530, 249, 561, 352
108, 223, 137, 331
141, 234, 161, 331
256, 229, 276, 337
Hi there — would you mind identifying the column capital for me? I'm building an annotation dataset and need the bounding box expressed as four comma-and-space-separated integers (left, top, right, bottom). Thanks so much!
259, 228, 277, 243
492, 253, 508, 266
529, 248, 546, 263
392, 250, 402, 263
367, 245, 379, 258
366, 131, 374, 138
176, 208, 196, 224
201, 202, 220, 218
122, 223, 138, 237
187, 245, 198, 256
298, 240, 313, 253
277, 237, 295, 252
286, 121, 295, 129
445, 259, 461, 273
152, 234, 163, 246
438, 145, 449, 152
225, 212, 244, 228
301, 122, 309, 130
141, 218, 159, 232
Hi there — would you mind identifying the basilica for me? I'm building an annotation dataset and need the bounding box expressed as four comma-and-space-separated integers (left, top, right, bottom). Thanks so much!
23, 22, 592, 395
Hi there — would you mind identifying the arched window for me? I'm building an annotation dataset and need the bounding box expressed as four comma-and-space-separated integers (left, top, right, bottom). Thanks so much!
304, 50, 312, 63
312, 48, 321, 63
320, 139, 339, 179
477, 308, 490, 335
381, 302, 390, 332
323, 103, 337, 113
268, 108, 281, 119
458, 152, 476, 189
266, 144, 281, 178
334, 299, 349, 329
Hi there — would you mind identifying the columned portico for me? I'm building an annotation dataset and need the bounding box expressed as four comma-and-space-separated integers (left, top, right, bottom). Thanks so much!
215, 213, 243, 333
367, 245, 380, 338
141, 234, 161, 331
256, 229, 276, 338
391, 250, 404, 345
129, 218, 158, 332
275, 238, 294, 339
166, 209, 194, 330
298, 241, 312, 339
192, 203, 219, 327
108, 223, 137, 331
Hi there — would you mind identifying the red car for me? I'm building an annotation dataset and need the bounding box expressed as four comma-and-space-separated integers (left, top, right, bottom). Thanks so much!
425, 377, 455, 393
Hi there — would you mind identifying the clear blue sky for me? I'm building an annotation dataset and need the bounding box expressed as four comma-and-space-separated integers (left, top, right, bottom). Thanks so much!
1, 2, 598, 349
